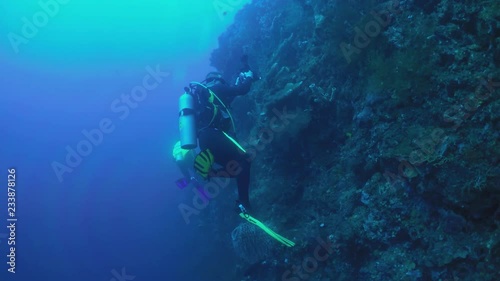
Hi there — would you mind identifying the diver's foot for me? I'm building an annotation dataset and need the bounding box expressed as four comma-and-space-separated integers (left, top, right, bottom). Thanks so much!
235, 200, 252, 214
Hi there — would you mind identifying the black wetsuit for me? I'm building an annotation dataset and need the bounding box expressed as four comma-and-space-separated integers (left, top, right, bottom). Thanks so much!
208, 78, 252, 107
195, 76, 254, 209
198, 127, 251, 208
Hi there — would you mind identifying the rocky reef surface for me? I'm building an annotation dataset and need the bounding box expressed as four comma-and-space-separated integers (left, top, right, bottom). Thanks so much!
205, 1, 499, 280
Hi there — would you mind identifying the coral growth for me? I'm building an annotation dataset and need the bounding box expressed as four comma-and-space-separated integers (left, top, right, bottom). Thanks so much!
202, 0, 500, 280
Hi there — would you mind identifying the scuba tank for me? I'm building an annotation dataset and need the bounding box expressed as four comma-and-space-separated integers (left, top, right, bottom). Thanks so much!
178, 91, 197, 149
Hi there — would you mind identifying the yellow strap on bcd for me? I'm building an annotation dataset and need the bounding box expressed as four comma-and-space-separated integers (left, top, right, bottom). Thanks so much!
208, 88, 236, 133
190, 81, 236, 133
239, 213, 295, 247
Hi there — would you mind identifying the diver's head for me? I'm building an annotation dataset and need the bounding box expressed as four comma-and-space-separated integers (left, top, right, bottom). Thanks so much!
205, 72, 226, 84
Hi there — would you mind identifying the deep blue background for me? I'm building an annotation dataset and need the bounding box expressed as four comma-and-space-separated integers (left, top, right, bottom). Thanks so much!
0, 1, 249, 280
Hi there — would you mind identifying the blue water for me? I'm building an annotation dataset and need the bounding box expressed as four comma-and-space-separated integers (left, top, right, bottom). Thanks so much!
0, 1, 249, 280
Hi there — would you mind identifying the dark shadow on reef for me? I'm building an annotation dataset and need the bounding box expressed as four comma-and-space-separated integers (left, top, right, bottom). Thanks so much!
200, 0, 500, 280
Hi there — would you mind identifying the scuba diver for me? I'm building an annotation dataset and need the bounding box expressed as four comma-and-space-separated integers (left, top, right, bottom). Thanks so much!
177, 61, 296, 249
178, 65, 255, 210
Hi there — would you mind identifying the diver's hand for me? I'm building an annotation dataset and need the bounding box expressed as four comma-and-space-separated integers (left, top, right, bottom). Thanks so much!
241, 70, 253, 79
235, 70, 254, 85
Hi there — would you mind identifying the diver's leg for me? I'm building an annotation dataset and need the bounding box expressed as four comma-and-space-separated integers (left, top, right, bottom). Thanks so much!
176, 160, 192, 181
198, 128, 252, 208
236, 160, 251, 210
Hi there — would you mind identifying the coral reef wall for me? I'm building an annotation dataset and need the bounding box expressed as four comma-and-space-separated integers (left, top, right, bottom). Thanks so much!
210, 0, 499, 280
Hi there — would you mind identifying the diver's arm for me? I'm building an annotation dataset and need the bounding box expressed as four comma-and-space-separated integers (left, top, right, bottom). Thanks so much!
213, 78, 253, 103
230, 80, 252, 97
